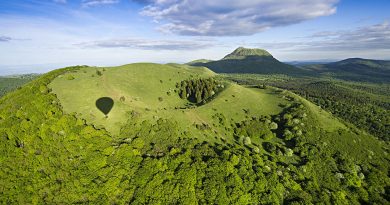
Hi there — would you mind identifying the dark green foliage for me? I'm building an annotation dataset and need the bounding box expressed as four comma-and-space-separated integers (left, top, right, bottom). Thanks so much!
230, 101, 389, 204
0, 66, 115, 204
303, 58, 390, 83
96, 70, 103, 76
177, 78, 223, 104
0, 74, 38, 97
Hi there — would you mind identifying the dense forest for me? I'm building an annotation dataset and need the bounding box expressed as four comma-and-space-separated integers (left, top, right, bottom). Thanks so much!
225, 74, 390, 141
0, 67, 388, 204
0, 74, 38, 97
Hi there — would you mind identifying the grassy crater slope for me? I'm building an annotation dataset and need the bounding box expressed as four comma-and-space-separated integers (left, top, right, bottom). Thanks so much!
49, 63, 288, 138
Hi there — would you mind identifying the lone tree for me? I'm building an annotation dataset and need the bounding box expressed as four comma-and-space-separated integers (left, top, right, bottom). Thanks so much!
270, 122, 278, 130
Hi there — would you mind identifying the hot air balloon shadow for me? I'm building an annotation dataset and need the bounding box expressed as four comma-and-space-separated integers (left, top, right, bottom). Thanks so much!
96, 97, 114, 118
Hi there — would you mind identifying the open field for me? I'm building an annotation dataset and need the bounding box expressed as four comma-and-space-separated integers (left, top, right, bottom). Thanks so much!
49, 64, 290, 142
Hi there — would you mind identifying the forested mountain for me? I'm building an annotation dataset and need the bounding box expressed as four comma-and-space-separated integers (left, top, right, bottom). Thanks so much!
190, 49, 390, 83
302, 58, 390, 82
0, 64, 388, 204
189, 47, 308, 75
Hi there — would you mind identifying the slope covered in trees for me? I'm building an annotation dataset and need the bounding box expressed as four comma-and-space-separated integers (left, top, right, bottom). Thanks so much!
301, 58, 390, 83
225, 74, 390, 141
0, 65, 389, 204
0, 74, 38, 97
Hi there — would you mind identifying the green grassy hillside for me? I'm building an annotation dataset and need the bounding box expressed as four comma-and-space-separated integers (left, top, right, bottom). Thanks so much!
49, 63, 288, 140
0, 64, 388, 204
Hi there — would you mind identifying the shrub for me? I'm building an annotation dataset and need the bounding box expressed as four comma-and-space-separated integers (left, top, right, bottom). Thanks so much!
270, 122, 278, 130
292, 118, 300, 124
263, 142, 276, 153
262, 133, 275, 140
132, 138, 145, 149
238, 135, 245, 144
243, 136, 252, 146
252, 146, 260, 153
285, 148, 294, 157
283, 129, 293, 140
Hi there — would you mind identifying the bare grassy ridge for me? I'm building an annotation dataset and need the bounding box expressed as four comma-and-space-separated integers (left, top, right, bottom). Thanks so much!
49, 63, 287, 140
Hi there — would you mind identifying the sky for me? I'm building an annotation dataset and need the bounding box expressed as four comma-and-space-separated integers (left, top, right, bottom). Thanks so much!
0, 0, 389, 74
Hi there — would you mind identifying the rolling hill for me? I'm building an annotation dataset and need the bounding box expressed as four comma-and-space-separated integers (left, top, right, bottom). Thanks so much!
49, 63, 290, 137
302, 58, 390, 82
0, 64, 388, 204
189, 47, 308, 75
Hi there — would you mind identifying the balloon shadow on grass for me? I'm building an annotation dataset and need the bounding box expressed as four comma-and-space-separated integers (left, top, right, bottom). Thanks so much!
96, 97, 114, 117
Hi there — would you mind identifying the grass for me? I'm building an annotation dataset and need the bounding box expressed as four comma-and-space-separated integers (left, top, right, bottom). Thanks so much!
49, 63, 289, 142
285, 91, 347, 131
50, 63, 356, 144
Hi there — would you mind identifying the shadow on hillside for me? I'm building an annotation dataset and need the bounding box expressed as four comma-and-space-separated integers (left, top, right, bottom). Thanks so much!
96, 97, 114, 116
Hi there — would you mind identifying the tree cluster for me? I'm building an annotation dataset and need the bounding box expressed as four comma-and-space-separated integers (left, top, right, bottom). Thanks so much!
177, 78, 224, 104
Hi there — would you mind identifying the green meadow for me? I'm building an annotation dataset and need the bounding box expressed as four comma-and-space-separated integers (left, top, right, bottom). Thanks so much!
49, 63, 290, 141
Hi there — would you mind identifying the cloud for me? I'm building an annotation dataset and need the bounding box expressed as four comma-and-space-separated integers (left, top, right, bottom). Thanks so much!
76, 38, 215, 50
0, 36, 12, 42
257, 22, 390, 52
138, 0, 339, 36
82, 0, 120, 8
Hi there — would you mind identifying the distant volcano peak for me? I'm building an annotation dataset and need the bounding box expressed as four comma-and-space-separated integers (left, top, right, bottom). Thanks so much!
223, 47, 273, 60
